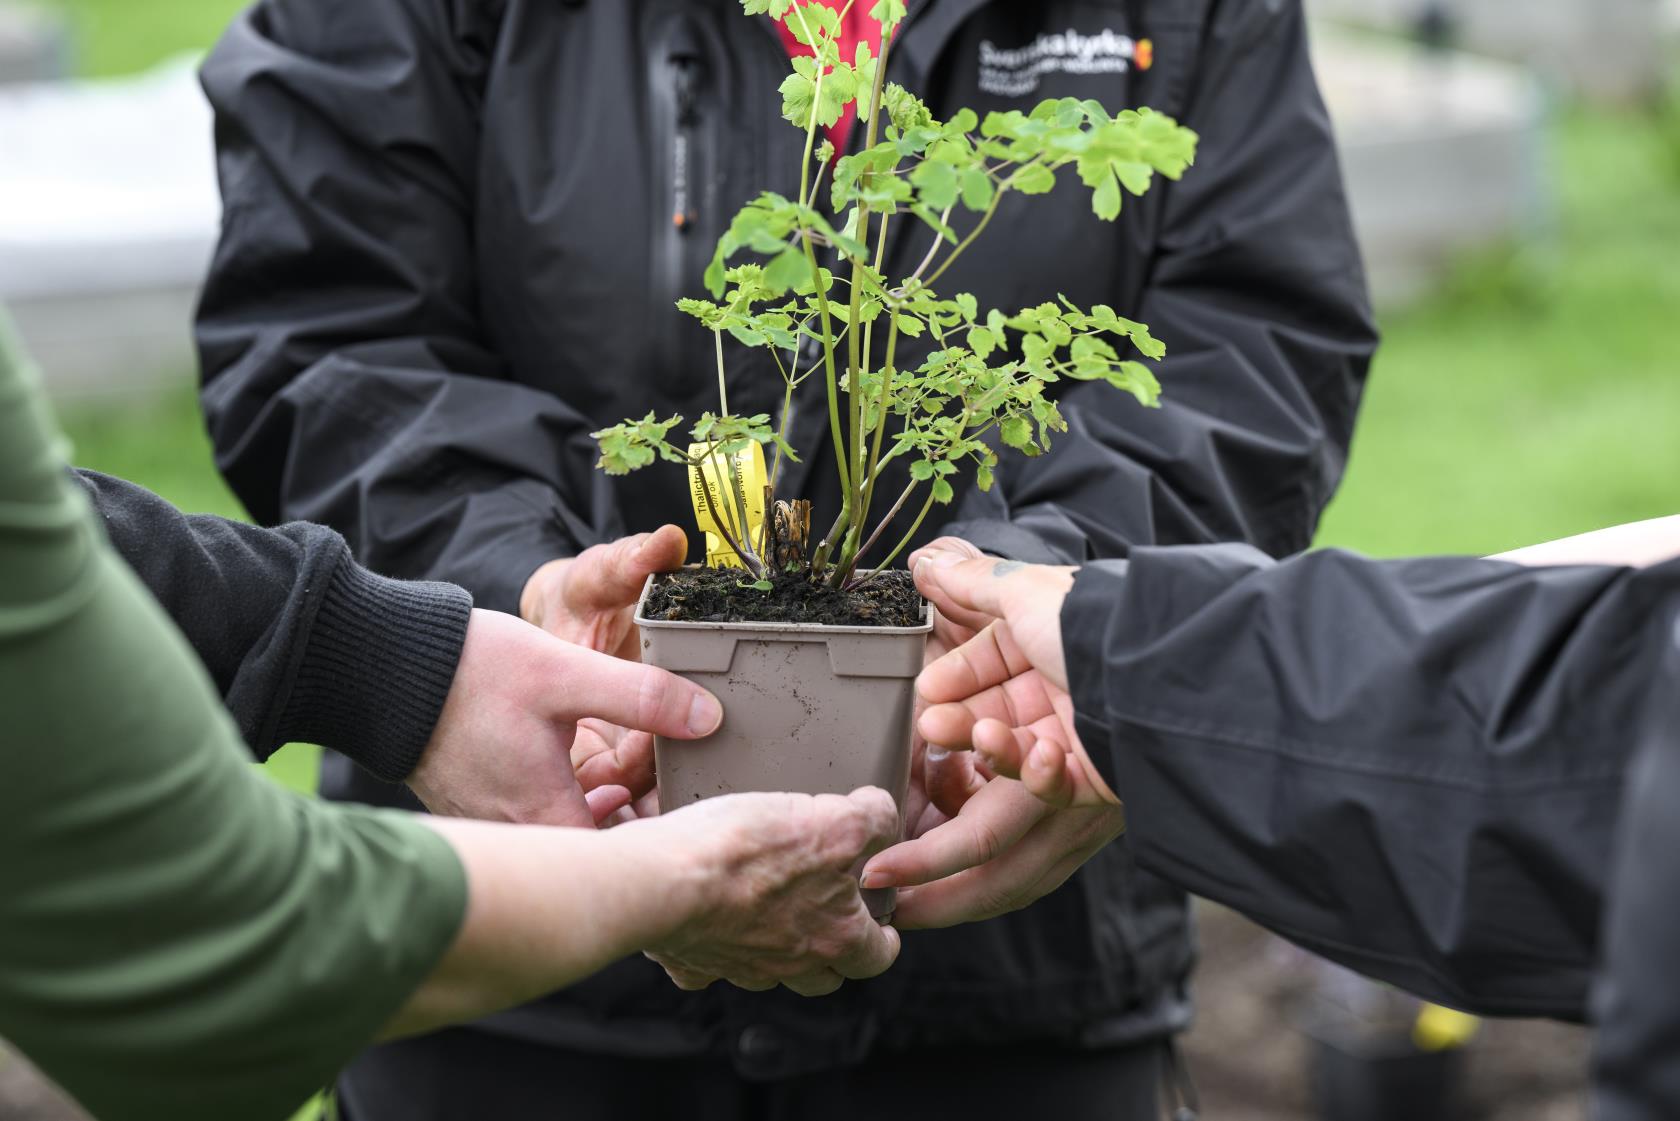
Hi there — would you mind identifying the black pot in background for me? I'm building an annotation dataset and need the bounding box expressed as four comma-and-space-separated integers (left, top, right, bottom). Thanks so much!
1310, 1033, 1465, 1121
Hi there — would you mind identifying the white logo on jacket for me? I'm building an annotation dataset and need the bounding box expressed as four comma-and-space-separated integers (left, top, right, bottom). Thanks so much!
978, 29, 1153, 97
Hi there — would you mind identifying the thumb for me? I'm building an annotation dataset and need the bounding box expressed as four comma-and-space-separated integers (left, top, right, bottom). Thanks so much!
913, 554, 1016, 626
553, 645, 723, 740
570, 525, 690, 611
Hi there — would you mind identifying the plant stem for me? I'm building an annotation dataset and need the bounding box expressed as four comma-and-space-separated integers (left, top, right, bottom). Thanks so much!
921, 183, 1009, 291
714, 330, 728, 415
828, 23, 903, 587
768, 375, 796, 491
850, 489, 937, 589
851, 479, 918, 566
723, 450, 759, 573
904, 202, 955, 287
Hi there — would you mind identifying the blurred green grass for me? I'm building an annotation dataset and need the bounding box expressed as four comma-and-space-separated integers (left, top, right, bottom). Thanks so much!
38, 0, 248, 76
1315, 106, 1680, 554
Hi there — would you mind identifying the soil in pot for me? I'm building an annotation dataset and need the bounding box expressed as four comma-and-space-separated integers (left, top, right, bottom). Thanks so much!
641, 566, 922, 627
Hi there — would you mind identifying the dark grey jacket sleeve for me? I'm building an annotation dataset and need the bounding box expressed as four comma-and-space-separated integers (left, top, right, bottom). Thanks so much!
75, 471, 472, 781
944, 0, 1375, 565
1593, 634, 1680, 1121
1063, 546, 1680, 1020
195, 0, 590, 613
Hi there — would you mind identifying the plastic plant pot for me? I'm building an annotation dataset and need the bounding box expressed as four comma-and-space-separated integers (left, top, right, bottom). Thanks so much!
636, 573, 933, 921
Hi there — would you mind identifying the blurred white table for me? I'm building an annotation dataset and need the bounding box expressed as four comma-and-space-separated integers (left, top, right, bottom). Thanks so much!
0, 57, 220, 396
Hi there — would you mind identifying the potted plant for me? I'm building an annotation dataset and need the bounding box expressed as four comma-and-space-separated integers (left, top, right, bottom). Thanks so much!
593, 0, 1197, 917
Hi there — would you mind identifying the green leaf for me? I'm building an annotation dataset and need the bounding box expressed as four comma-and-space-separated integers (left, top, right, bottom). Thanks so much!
784, 2, 840, 48
1115, 161, 1154, 195
894, 313, 925, 338
960, 167, 995, 212
1000, 416, 1032, 451
882, 84, 934, 134
910, 459, 935, 481
1011, 163, 1057, 195
869, 0, 907, 30
742, 0, 796, 15
764, 246, 810, 295
911, 160, 960, 211
976, 461, 995, 492
954, 292, 979, 322
966, 325, 997, 359
779, 72, 817, 129
932, 478, 955, 504
1091, 170, 1122, 222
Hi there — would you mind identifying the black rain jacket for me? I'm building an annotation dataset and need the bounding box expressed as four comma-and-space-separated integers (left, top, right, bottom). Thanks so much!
1064, 547, 1680, 1116
195, 0, 1375, 1074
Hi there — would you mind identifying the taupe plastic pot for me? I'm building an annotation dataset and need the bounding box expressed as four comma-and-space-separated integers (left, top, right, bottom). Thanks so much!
636, 573, 934, 920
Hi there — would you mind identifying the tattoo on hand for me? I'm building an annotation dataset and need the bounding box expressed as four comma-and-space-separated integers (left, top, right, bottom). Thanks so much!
992, 560, 1026, 578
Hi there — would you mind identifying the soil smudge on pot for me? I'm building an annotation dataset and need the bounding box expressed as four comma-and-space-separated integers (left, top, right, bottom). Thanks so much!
644, 568, 922, 627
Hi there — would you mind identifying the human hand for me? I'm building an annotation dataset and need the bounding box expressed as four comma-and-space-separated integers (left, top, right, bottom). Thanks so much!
854, 553, 1124, 929
903, 537, 994, 839
518, 526, 690, 820
519, 525, 689, 660
911, 552, 1119, 808
409, 609, 723, 827
861, 775, 1123, 928
638, 788, 904, 996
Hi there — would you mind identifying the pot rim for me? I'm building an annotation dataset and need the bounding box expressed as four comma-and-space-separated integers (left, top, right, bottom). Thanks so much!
633, 572, 934, 637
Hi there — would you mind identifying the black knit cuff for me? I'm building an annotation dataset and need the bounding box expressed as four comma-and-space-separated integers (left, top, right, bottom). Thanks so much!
278, 558, 474, 783
1063, 561, 1129, 799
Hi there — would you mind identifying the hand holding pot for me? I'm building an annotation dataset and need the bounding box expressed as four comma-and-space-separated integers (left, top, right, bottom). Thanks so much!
410, 608, 725, 826
639, 787, 904, 997
519, 526, 691, 818
904, 536, 995, 840
858, 553, 1123, 929
908, 552, 1120, 808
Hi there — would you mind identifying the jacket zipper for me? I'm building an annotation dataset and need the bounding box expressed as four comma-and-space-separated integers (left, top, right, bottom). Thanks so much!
653, 16, 713, 395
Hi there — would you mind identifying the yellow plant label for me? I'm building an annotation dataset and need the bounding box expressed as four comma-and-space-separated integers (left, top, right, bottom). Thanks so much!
687, 441, 768, 568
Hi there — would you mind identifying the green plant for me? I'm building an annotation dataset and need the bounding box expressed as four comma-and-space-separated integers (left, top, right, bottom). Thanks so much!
594, 0, 1197, 588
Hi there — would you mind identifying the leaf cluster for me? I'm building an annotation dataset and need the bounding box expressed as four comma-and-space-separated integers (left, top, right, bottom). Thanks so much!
595, 0, 1198, 585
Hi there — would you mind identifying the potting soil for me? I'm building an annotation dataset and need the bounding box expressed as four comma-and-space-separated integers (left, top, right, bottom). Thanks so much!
643, 567, 922, 627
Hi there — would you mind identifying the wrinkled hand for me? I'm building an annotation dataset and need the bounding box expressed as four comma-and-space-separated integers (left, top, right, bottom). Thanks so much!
519, 526, 691, 819
857, 551, 1123, 928
640, 788, 904, 996
409, 609, 723, 827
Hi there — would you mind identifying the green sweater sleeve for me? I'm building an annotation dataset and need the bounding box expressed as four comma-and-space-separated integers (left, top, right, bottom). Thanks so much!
0, 314, 468, 1120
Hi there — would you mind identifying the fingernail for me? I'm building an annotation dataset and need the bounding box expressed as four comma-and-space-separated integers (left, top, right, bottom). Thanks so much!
925, 745, 949, 764
687, 693, 724, 736
926, 552, 964, 569
860, 869, 891, 889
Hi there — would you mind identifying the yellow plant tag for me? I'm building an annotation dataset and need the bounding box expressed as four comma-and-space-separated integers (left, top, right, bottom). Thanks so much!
687, 441, 768, 568
1412, 1004, 1480, 1052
